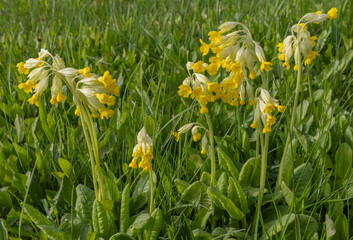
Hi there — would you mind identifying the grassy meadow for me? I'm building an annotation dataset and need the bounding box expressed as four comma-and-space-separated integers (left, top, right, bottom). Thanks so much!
0, 0, 353, 239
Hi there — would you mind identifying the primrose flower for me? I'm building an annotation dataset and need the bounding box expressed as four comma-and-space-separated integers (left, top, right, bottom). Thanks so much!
197, 22, 271, 80
129, 127, 154, 171
250, 88, 286, 133
17, 49, 121, 120
278, 8, 338, 70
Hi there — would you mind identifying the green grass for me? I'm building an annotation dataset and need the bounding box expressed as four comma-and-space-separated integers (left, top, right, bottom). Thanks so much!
0, 0, 353, 239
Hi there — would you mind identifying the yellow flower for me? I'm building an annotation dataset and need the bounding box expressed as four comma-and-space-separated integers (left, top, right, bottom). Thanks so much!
316, 11, 322, 15
190, 87, 203, 100
177, 84, 192, 98
207, 63, 219, 76
132, 145, 144, 158
200, 105, 208, 114
277, 105, 287, 112
50, 97, 58, 104
129, 157, 138, 169
78, 66, 91, 77
304, 57, 313, 65
327, 7, 338, 20
263, 104, 275, 114
56, 91, 66, 102
17, 62, 29, 75
266, 115, 277, 125
308, 50, 318, 60
35, 58, 44, 67
198, 94, 209, 105
260, 61, 272, 72
211, 46, 223, 54
75, 107, 80, 116
249, 70, 256, 80
193, 133, 201, 142
262, 125, 272, 133
142, 148, 154, 161
208, 31, 221, 44
294, 64, 298, 71
208, 82, 221, 95
299, 23, 308, 30
250, 122, 257, 129
98, 108, 114, 119
172, 131, 180, 142
18, 80, 37, 93
310, 36, 317, 47
278, 43, 283, 52
28, 93, 39, 106
282, 61, 290, 70
201, 149, 206, 155
191, 60, 206, 73
240, 99, 245, 105
278, 53, 285, 61
200, 39, 210, 55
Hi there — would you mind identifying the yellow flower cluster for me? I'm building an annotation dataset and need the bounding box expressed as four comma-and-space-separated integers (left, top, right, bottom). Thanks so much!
178, 22, 269, 114
278, 8, 337, 70
171, 123, 208, 155
17, 49, 121, 120
250, 88, 286, 133
129, 127, 154, 171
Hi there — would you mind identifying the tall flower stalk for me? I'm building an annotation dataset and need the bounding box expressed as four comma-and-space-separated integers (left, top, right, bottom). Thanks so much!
17, 49, 121, 201
276, 7, 338, 190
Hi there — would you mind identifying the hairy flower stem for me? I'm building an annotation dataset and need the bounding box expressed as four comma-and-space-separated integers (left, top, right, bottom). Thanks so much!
254, 133, 269, 238
149, 171, 154, 215
276, 60, 302, 190
85, 108, 105, 201
205, 112, 216, 187
78, 103, 99, 200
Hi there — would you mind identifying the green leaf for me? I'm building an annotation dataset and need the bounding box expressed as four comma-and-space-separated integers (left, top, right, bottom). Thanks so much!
0, 188, 12, 208
180, 181, 210, 207
334, 143, 352, 185
325, 214, 336, 240
75, 185, 95, 223
0, 219, 8, 240
38, 225, 70, 240
120, 183, 130, 233
217, 147, 239, 180
333, 214, 348, 240
131, 174, 149, 211
12, 172, 28, 195
92, 199, 116, 239
174, 178, 189, 194
207, 187, 244, 220
14, 114, 25, 143
144, 208, 162, 240
290, 163, 312, 197
58, 158, 72, 179
216, 172, 228, 194
263, 213, 318, 239
192, 229, 212, 240
281, 181, 294, 207
24, 203, 53, 227
282, 139, 297, 185
229, 177, 249, 213
127, 213, 150, 237
200, 172, 211, 186
191, 207, 212, 230
239, 157, 260, 187
110, 232, 135, 240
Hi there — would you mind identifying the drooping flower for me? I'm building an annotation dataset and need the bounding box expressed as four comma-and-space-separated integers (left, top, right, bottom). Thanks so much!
129, 127, 154, 171
278, 8, 337, 70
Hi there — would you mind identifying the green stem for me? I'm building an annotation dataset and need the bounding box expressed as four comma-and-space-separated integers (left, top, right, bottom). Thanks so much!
205, 112, 216, 187
261, 72, 268, 90
276, 59, 302, 190
250, 128, 260, 185
85, 107, 105, 201
149, 170, 154, 215
254, 133, 269, 238
78, 103, 99, 200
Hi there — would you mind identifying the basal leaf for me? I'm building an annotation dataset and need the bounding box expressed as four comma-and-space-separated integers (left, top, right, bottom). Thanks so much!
217, 147, 239, 180
75, 184, 95, 223
120, 183, 130, 233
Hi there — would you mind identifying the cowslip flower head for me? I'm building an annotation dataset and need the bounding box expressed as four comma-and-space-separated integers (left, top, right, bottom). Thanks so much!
278, 8, 338, 70
17, 49, 121, 120
250, 88, 286, 133
129, 127, 154, 171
